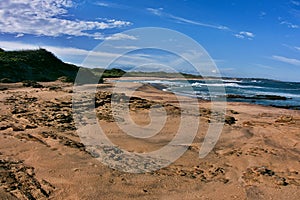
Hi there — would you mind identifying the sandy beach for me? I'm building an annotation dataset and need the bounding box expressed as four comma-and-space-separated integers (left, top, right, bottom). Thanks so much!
0, 80, 299, 199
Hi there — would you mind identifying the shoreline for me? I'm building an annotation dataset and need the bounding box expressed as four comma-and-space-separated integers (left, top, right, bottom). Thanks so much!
1, 79, 299, 111
105, 77, 300, 110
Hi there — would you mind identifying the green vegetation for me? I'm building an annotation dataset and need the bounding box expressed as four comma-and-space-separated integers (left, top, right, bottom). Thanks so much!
89, 69, 202, 79
0, 48, 98, 83
90, 68, 126, 78
123, 71, 202, 79
0, 48, 202, 83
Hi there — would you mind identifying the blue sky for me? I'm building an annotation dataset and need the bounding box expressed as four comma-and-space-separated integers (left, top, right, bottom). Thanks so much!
0, 0, 300, 81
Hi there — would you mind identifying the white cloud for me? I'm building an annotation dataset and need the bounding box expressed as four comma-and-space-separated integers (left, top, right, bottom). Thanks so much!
168, 14, 229, 30
147, 8, 164, 16
0, 0, 131, 39
95, 2, 110, 7
0, 40, 224, 76
94, 1, 127, 9
280, 21, 299, 29
15, 33, 24, 38
234, 31, 255, 40
240, 31, 255, 37
295, 46, 300, 51
0, 40, 98, 56
112, 46, 139, 50
147, 8, 229, 30
105, 33, 137, 40
0, 41, 159, 68
0, 40, 122, 66
0, 41, 38, 51
148, 7, 262, 41
148, 7, 259, 41
234, 34, 244, 39
272, 55, 300, 66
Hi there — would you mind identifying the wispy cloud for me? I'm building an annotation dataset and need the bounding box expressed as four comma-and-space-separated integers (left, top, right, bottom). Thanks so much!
94, 1, 128, 9
291, 0, 300, 6
0, 40, 129, 68
147, 8, 230, 30
15, 33, 24, 38
95, 2, 110, 7
0, 0, 131, 39
147, 8, 164, 16
105, 33, 137, 40
234, 31, 255, 40
278, 17, 299, 28
259, 11, 267, 18
0, 40, 114, 57
0, 41, 168, 69
272, 55, 300, 66
168, 15, 229, 30
282, 44, 300, 52
147, 7, 257, 40
255, 64, 274, 70
280, 21, 299, 28
0, 40, 227, 75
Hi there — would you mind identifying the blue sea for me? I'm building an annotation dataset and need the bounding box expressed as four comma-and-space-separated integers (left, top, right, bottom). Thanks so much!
131, 78, 300, 109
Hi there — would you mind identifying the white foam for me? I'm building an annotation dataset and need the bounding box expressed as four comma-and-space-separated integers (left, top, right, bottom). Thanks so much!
191, 82, 263, 89
222, 79, 242, 83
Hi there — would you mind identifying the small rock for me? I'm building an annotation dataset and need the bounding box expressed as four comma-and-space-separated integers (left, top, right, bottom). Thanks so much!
48, 86, 62, 91
0, 87, 8, 91
11, 124, 26, 131
255, 166, 274, 176
230, 110, 239, 114
72, 168, 80, 172
275, 115, 293, 123
57, 76, 73, 82
22, 80, 43, 88
25, 124, 38, 129
225, 115, 236, 125
0, 122, 11, 130
65, 89, 73, 93
274, 177, 288, 186
243, 121, 253, 126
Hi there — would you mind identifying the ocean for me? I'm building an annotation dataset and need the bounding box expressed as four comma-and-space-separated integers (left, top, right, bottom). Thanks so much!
128, 78, 300, 109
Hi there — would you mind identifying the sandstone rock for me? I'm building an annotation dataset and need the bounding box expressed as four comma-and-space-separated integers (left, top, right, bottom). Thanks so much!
22, 80, 43, 88
225, 115, 236, 125
11, 124, 25, 131
275, 115, 293, 123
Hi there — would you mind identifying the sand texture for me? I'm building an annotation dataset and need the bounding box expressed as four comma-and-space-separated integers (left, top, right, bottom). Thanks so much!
0, 81, 299, 199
